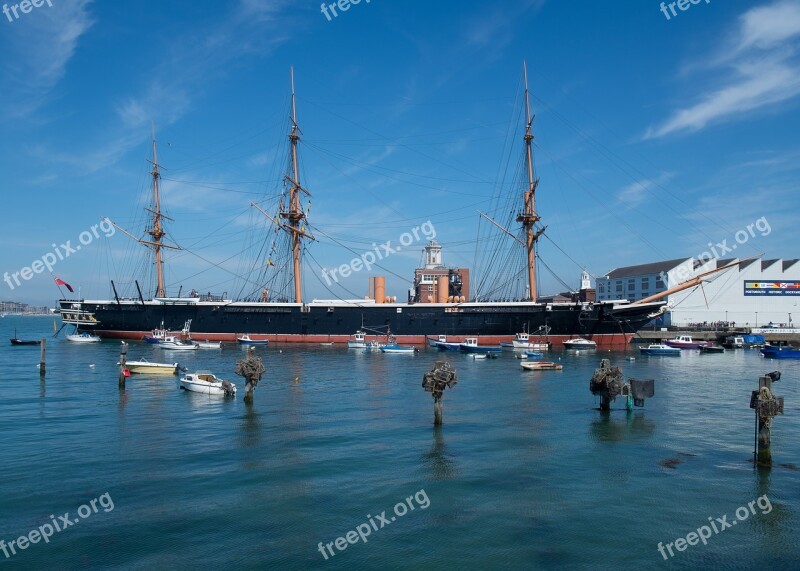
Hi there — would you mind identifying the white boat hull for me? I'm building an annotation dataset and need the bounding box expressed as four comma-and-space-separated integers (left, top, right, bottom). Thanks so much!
179, 372, 236, 395
125, 361, 179, 375
66, 334, 100, 343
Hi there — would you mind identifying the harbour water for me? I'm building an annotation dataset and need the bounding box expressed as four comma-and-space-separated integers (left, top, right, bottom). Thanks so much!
1, 316, 798, 570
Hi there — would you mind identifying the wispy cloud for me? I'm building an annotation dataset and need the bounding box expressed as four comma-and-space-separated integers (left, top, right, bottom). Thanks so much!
1, 0, 94, 119
617, 172, 675, 206
28, 0, 295, 173
645, 0, 800, 139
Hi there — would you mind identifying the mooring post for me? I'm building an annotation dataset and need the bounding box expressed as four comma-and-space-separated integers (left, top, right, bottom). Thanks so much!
39, 338, 46, 377
235, 345, 265, 404
750, 371, 785, 467
422, 361, 457, 425
119, 342, 128, 389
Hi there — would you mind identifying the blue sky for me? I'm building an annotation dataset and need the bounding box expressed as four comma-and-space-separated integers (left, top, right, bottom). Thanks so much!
1, 0, 799, 305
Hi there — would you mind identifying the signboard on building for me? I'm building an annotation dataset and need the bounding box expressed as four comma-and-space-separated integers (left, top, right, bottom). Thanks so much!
744, 281, 800, 296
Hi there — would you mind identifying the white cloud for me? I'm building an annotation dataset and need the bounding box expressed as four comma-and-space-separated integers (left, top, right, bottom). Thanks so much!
645, 0, 800, 139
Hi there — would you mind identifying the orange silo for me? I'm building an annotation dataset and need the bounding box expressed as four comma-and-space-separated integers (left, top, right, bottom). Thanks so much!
374, 276, 386, 304
437, 276, 449, 304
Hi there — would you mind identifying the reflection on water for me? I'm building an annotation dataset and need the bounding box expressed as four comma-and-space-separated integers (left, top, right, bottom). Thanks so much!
422, 425, 458, 481
589, 410, 656, 443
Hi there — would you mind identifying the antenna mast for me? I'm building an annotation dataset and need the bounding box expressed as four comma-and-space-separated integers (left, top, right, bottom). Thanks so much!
516, 62, 545, 302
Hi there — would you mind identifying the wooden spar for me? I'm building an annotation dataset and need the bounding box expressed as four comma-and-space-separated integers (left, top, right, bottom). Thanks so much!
478, 211, 525, 247
281, 67, 308, 305
632, 257, 757, 305
147, 129, 167, 298
515, 62, 545, 302
104, 129, 180, 299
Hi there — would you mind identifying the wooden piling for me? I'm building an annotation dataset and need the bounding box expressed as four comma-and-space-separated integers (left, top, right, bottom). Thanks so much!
119, 342, 128, 389
750, 372, 785, 467
39, 338, 46, 377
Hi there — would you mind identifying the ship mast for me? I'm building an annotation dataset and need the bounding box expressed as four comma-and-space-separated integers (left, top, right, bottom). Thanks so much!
281, 67, 308, 304
516, 62, 545, 302
146, 129, 168, 298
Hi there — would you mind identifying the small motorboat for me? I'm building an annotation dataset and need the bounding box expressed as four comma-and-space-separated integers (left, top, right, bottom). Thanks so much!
123, 358, 181, 375
435, 340, 462, 351
760, 344, 800, 359
638, 344, 681, 356
520, 361, 563, 371
347, 331, 367, 349
511, 332, 549, 350
319, 342, 335, 347
178, 371, 237, 396
66, 331, 101, 343
193, 340, 222, 349
159, 336, 198, 350
722, 336, 745, 349
427, 335, 448, 348
664, 335, 712, 349
237, 334, 268, 345
143, 324, 169, 343
10, 330, 40, 345
699, 345, 725, 354
460, 338, 502, 353
562, 338, 596, 350
380, 342, 416, 354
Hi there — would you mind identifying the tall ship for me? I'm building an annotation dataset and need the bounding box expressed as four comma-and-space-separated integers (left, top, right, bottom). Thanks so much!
59, 66, 671, 348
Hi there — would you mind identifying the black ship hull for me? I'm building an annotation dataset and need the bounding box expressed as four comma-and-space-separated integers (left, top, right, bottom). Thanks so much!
58, 299, 664, 348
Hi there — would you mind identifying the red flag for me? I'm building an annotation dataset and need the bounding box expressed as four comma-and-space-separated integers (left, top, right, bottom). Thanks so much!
54, 276, 74, 293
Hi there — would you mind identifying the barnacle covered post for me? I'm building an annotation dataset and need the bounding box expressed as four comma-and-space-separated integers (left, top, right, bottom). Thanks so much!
422, 361, 458, 425
235, 346, 265, 404
750, 371, 784, 467
589, 359, 654, 411
589, 359, 624, 411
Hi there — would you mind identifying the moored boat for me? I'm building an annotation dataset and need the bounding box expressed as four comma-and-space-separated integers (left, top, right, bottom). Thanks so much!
699, 345, 725, 354
638, 344, 681, 356
722, 336, 744, 349
520, 361, 563, 371
178, 371, 237, 395
347, 331, 367, 349
563, 337, 596, 350
57, 69, 672, 350
193, 340, 222, 349
159, 336, 198, 350
237, 334, 268, 345
66, 331, 101, 343
380, 343, 416, 353
10, 330, 40, 345
123, 358, 181, 375
760, 344, 800, 359
663, 335, 712, 349
460, 338, 502, 353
